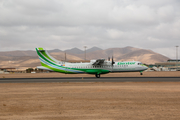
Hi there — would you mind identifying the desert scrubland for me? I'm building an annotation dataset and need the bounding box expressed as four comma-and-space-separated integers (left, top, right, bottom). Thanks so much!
0, 71, 180, 120
0, 82, 180, 120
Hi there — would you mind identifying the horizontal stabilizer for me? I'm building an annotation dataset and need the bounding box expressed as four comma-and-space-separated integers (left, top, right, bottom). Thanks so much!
37, 66, 53, 71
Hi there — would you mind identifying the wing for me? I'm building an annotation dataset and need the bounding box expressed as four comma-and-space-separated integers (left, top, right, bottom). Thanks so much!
92, 59, 105, 65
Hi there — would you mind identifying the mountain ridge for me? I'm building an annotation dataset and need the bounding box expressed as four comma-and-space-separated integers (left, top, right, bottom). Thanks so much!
0, 46, 169, 69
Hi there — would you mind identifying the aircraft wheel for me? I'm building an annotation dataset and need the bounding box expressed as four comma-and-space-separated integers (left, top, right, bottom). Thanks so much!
95, 74, 100, 78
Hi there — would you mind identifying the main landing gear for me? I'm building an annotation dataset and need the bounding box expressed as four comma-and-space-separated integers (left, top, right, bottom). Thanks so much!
95, 74, 100, 78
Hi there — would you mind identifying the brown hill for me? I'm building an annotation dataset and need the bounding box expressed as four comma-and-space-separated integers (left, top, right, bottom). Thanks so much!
76, 46, 141, 60
64, 46, 102, 55
65, 48, 84, 54
75, 46, 169, 64
116, 49, 169, 64
86, 46, 103, 53
50, 52, 83, 61
0, 50, 37, 57
0, 51, 82, 70
0, 46, 169, 69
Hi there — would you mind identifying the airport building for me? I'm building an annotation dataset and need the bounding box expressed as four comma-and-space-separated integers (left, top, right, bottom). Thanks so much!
148, 59, 180, 71
155, 59, 180, 67
0, 68, 16, 74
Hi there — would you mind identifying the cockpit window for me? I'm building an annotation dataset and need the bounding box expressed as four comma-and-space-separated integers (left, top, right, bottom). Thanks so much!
138, 63, 142, 65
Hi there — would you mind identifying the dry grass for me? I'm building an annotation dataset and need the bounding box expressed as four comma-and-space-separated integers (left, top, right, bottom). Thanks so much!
0, 82, 180, 120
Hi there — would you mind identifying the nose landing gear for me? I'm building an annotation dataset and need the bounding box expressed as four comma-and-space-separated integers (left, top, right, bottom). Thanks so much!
140, 71, 143, 75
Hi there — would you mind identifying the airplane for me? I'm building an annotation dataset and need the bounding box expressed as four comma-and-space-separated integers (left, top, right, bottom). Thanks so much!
36, 48, 148, 78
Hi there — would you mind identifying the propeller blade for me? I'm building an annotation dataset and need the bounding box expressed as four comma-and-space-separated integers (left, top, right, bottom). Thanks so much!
111, 56, 114, 72
112, 56, 115, 65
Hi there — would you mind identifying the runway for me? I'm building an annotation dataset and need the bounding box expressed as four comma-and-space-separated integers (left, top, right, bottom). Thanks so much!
0, 77, 180, 83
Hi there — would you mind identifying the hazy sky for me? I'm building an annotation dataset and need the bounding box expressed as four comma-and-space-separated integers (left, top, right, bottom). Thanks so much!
0, 0, 180, 58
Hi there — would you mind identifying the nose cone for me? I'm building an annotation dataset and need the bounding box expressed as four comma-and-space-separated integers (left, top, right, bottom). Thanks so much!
145, 66, 148, 70
142, 64, 148, 70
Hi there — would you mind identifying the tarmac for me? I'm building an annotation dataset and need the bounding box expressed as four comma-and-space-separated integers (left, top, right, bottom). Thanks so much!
0, 77, 180, 83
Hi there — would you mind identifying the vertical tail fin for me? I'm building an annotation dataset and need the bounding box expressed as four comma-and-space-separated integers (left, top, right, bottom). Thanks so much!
35, 48, 63, 66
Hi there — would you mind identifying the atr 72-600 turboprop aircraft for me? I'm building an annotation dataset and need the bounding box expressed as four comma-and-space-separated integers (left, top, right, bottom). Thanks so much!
36, 48, 148, 78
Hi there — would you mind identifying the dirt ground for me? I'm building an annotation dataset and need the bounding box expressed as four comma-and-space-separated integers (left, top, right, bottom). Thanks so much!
0, 82, 180, 120
1, 71, 180, 78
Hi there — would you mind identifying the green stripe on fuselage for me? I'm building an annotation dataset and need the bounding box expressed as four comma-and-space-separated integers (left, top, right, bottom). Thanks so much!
38, 48, 44, 50
41, 62, 76, 74
36, 48, 110, 74
40, 51, 56, 63
36, 48, 64, 68
70, 67, 109, 74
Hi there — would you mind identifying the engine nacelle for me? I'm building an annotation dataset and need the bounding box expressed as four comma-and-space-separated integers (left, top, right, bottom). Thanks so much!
103, 61, 111, 66
90, 59, 112, 66
90, 60, 97, 64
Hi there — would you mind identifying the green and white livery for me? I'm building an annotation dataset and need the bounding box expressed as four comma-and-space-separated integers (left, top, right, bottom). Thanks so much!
36, 48, 148, 78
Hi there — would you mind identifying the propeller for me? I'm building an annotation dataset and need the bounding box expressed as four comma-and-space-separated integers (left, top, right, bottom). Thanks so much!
111, 56, 115, 65
111, 56, 115, 72
108, 56, 115, 72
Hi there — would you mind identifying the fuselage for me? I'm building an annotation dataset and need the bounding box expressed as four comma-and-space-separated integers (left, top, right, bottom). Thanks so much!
38, 61, 148, 74
65, 61, 147, 72
36, 47, 148, 78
